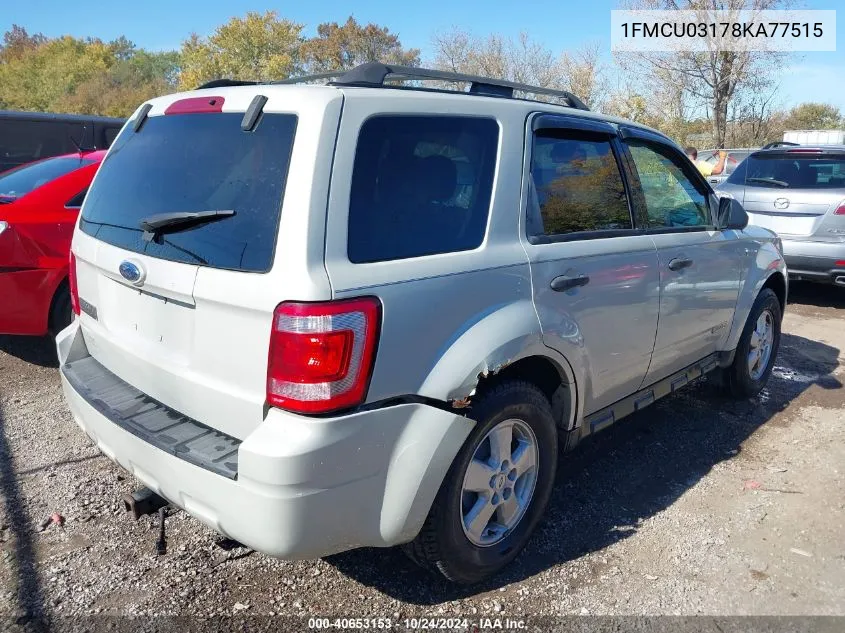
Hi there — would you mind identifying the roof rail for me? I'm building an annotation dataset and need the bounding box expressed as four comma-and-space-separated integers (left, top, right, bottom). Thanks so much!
196, 78, 258, 90
195, 62, 590, 111
328, 63, 589, 110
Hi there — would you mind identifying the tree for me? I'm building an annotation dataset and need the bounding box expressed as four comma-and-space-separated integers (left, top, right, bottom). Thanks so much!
783, 102, 842, 130
616, 0, 791, 148
64, 50, 181, 117
0, 25, 47, 61
301, 16, 419, 73
431, 29, 608, 109
179, 11, 303, 90
0, 26, 179, 116
0, 35, 114, 111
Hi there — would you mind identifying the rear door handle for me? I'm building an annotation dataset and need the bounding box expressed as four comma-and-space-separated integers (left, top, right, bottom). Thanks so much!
550, 274, 590, 292
668, 257, 693, 271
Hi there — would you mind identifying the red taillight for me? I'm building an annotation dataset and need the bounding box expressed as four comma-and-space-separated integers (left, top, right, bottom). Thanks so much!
267, 297, 381, 414
835, 260, 845, 268
834, 204, 845, 215
68, 252, 80, 316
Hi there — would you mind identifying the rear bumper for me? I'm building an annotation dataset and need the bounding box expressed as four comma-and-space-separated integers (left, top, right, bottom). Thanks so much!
781, 239, 845, 285
57, 320, 474, 559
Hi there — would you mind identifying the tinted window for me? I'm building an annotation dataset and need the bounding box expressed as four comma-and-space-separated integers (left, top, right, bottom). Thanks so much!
80, 113, 297, 273
0, 156, 94, 200
66, 186, 89, 208
103, 126, 121, 147
348, 116, 498, 263
530, 132, 631, 236
627, 141, 710, 228
0, 120, 85, 173
728, 153, 845, 189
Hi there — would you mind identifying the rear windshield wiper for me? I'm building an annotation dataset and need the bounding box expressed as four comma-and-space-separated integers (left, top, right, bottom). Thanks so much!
746, 177, 789, 188
139, 210, 236, 239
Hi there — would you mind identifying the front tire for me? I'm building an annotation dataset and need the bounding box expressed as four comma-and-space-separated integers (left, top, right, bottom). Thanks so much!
725, 288, 782, 398
404, 380, 557, 584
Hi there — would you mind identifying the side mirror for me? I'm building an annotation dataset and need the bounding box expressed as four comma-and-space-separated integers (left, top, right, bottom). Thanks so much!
718, 196, 748, 230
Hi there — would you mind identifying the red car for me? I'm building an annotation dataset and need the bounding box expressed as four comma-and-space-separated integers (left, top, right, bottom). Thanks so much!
0, 150, 106, 336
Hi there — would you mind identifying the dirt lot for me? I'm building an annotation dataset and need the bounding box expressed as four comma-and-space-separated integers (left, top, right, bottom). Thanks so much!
0, 283, 843, 624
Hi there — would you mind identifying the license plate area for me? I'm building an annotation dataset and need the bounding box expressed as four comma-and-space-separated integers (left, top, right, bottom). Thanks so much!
98, 277, 195, 363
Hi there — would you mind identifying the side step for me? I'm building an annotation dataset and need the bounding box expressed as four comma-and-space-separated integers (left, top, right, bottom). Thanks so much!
566, 353, 720, 449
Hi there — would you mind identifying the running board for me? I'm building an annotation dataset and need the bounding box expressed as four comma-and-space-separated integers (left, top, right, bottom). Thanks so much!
567, 353, 720, 449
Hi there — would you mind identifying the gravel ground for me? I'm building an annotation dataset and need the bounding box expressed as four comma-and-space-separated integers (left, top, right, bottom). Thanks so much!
0, 283, 843, 624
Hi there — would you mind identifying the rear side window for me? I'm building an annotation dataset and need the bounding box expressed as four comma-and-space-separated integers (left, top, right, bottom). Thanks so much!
347, 116, 498, 263
0, 156, 94, 200
80, 112, 297, 273
529, 132, 631, 237
728, 153, 845, 189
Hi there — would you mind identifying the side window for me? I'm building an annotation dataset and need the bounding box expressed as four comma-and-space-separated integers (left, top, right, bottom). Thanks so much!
348, 116, 498, 263
103, 126, 121, 147
0, 120, 83, 170
529, 132, 631, 237
627, 141, 711, 229
66, 186, 89, 209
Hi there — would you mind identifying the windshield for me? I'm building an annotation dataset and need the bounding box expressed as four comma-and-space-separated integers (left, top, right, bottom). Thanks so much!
80, 112, 297, 273
728, 153, 845, 189
0, 156, 94, 200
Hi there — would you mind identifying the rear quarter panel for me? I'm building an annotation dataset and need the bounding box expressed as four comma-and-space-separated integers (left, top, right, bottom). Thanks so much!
324, 91, 556, 406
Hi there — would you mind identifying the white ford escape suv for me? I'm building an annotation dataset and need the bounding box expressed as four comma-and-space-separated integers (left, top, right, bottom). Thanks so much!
58, 63, 787, 584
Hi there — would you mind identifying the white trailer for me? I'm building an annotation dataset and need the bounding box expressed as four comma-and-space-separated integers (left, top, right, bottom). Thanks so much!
783, 130, 845, 145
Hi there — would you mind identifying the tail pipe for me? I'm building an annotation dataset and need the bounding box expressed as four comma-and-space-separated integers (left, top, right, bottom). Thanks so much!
123, 487, 168, 520
834, 276, 845, 287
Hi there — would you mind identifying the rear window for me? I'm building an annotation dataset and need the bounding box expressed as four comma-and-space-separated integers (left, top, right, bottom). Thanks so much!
80, 112, 297, 273
728, 153, 845, 189
347, 116, 499, 263
0, 156, 94, 200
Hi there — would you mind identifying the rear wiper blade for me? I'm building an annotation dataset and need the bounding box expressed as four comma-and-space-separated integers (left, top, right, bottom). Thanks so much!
746, 177, 789, 188
139, 210, 236, 235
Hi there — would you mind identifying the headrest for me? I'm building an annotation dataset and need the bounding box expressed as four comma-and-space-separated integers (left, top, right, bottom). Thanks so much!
417, 155, 457, 203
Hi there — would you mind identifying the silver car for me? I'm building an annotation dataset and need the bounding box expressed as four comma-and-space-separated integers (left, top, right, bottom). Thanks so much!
718, 146, 845, 286
56, 63, 787, 584
698, 148, 754, 188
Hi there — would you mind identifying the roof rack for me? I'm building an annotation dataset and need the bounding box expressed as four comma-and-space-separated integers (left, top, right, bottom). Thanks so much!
762, 141, 800, 149
198, 62, 590, 111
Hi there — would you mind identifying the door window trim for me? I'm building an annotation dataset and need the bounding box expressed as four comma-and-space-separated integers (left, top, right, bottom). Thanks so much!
618, 126, 717, 233
526, 114, 640, 245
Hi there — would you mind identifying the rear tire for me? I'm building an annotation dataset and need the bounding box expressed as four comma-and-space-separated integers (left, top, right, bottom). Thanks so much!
48, 282, 72, 337
725, 288, 781, 398
404, 380, 557, 584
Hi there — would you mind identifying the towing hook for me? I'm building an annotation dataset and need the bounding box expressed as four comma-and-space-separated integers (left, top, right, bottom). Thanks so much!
123, 487, 168, 521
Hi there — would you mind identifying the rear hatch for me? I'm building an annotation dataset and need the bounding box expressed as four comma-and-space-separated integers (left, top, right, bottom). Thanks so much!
72, 87, 341, 439
731, 149, 845, 239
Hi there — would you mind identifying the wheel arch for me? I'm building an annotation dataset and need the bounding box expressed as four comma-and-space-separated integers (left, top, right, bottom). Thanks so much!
723, 243, 787, 352
416, 299, 580, 431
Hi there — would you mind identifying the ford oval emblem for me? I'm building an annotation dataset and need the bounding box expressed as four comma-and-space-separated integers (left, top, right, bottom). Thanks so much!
118, 260, 145, 285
